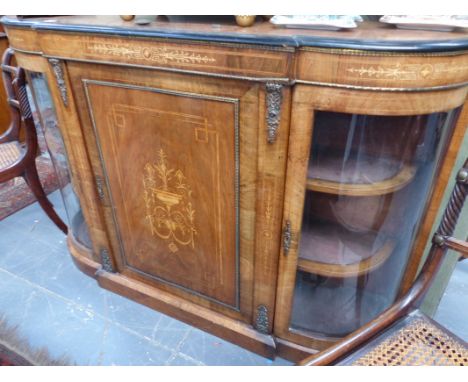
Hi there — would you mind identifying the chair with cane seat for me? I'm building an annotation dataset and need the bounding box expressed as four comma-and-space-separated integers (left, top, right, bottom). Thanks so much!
0, 48, 67, 234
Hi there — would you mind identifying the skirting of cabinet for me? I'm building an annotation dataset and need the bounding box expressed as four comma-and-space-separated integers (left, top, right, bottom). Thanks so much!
68, 229, 326, 363
67, 230, 369, 363
67, 229, 277, 359
275, 338, 319, 363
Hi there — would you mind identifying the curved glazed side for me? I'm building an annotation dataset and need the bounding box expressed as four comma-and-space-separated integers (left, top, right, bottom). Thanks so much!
67, 231, 101, 278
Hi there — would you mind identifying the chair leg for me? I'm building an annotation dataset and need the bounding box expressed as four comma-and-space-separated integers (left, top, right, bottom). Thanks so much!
23, 165, 68, 234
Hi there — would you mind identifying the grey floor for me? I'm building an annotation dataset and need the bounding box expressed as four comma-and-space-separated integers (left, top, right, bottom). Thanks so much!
0, 191, 466, 366
433, 258, 468, 341
0, 191, 291, 366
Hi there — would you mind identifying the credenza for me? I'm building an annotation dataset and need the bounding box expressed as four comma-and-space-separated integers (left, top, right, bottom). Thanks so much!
3, 15, 467, 361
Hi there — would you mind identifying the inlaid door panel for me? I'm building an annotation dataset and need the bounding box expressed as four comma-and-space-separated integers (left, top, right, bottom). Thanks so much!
86, 81, 238, 307
67, 64, 260, 317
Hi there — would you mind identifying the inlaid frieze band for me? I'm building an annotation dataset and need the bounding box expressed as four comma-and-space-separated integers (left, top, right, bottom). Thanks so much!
346, 63, 468, 81
86, 42, 216, 65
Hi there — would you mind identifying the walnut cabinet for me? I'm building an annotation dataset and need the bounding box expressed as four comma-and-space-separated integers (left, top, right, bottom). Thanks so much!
3, 16, 468, 361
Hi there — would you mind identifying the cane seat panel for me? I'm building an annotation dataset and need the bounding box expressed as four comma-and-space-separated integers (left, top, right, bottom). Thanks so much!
0, 141, 22, 169
337, 311, 468, 366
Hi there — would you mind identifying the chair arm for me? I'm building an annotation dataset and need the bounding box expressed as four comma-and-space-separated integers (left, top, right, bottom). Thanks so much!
297, 308, 409, 365
0, 121, 20, 144
445, 237, 468, 258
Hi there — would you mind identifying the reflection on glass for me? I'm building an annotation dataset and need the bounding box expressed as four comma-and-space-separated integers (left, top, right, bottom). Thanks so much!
27, 71, 91, 248
290, 110, 460, 338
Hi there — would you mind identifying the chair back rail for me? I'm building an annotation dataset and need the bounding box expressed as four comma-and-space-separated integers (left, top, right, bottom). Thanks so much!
0, 49, 37, 178
0, 48, 67, 234
0, 48, 20, 143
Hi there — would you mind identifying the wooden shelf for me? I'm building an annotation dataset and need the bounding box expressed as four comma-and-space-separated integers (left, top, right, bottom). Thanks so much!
306, 156, 416, 196
297, 221, 395, 278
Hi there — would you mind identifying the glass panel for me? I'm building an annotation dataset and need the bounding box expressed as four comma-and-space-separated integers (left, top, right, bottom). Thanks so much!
290, 109, 460, 338
27, 71, 91, 248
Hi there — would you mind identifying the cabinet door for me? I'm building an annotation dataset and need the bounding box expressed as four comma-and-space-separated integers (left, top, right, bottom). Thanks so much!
275, 85, 467, 349
67, 63, 259, 321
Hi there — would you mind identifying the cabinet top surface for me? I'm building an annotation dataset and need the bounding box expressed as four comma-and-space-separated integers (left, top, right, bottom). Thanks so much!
3, 15, 468, 52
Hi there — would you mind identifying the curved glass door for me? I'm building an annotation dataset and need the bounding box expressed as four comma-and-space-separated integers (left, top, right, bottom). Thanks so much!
290, 109, 460, 338
27, 71, 91, 248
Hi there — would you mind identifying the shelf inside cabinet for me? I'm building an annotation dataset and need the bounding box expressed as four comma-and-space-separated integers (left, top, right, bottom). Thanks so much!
306, 155, 416, 196
297, 221, 395, 278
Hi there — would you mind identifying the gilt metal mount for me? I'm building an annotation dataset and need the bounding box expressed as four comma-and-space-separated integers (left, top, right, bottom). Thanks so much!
95, 176, 105, 200
265, 83, 283, 144
283, 220, 292, 255
100, 248, 115, 273
48, 58, 68, 107
255, 304, 269, 334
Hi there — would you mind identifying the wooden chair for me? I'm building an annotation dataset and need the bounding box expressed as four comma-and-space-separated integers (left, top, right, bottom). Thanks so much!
298, 158, 468, 366
0, 48, 67, 234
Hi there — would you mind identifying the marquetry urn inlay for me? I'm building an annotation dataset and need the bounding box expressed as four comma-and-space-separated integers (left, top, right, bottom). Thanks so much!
143, 149, 197, 253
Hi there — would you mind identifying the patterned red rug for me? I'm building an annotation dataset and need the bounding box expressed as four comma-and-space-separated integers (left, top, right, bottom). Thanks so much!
0, 343, 32, 366
0, 317, 71, 366
0, 154, 60, 221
